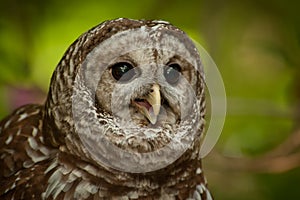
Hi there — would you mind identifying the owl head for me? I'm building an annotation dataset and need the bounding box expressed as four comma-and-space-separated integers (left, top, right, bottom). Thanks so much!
44, 18, 205, 173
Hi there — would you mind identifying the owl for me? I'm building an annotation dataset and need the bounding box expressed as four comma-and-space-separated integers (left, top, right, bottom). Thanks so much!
0, 18, 212, 199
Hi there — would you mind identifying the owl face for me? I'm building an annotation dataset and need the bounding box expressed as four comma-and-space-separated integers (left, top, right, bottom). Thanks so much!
83, 25, 200, 128
65, 19, 205, 172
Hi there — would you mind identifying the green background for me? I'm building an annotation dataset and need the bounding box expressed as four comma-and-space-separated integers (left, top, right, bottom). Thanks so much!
0, 0, 300, 199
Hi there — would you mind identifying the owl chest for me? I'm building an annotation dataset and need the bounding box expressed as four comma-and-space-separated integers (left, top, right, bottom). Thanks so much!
41, 158, 200, 199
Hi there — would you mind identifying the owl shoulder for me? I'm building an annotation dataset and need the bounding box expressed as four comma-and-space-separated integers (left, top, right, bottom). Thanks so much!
0, 104, 57, 197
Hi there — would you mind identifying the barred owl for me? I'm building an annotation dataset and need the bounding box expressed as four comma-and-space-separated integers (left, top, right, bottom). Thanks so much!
0, 18, 212, 199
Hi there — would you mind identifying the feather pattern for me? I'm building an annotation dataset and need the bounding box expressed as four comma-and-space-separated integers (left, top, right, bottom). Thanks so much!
0, 18, 212, 199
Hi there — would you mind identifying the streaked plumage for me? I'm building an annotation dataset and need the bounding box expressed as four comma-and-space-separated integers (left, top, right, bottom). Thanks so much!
0, 18, 212, 199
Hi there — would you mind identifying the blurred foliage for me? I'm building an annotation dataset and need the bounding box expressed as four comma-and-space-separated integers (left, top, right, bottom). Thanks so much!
0, 0, 300, 199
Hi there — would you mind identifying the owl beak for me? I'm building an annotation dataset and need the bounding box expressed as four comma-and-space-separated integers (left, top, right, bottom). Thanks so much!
133, 84, 161, 124
146, 84, 161, 123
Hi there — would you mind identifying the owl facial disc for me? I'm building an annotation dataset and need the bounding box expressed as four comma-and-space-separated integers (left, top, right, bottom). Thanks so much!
73, 22, 204, 173
132, 84, 161, 124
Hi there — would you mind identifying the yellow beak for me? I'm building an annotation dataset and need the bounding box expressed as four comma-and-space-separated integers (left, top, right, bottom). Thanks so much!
134, 84, 161, 124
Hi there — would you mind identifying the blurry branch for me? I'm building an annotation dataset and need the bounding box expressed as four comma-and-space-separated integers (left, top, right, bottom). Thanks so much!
226, 98, 292, 118
212, 62, 300, 174
211, 128, 300, 173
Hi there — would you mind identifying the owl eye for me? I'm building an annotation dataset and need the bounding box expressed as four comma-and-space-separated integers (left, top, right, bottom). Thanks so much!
164, 63, 182, 84
111, 62, 136, 82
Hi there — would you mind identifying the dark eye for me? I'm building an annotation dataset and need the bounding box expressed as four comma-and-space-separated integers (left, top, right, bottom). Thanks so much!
111, 62, 136, 82
164, 63, 182, 84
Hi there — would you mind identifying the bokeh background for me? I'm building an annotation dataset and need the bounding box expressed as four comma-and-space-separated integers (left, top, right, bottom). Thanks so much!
0, 0, 300, 199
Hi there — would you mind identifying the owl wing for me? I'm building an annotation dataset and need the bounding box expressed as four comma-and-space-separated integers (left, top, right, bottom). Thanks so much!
0, 105, 56, 198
